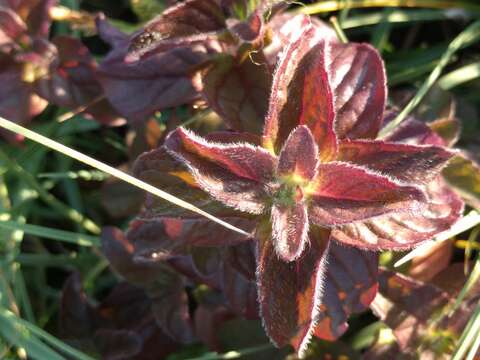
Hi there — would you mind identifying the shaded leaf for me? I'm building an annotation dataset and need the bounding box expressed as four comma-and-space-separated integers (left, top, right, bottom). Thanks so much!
200, 52, 272, 133
0, 0, 55, 37
312, 241, 379, 342
35, 36, 124, 125
96, 14, 213, 122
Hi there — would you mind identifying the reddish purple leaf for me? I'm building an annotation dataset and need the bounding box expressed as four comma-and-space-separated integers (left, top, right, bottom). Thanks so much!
101, 227, 168, 286
277, 125, 318, 181
263, 28, 337, 160
0, 56, 47, 130
126, 0, 225, 61
225, 9, 263, 43
59, 273, 95, 339
200, 52, 272, 133
308, 162, 426, 226
264, 14, 338, 66
271, 201, 309, 262
330, 42, 386, 140
0, 0, 55, 37
0, 8, 27, 47
96, 14, 213, 122
338, 139, 455, 184
382, 113, 446, 146
331, 178, 463, 250
312, 240, 378, 342
165, 127, 276, 213
35, 36, 124, 125
370, 268, 478, 356
223, 243, 258, 319
256, 224, 329, 355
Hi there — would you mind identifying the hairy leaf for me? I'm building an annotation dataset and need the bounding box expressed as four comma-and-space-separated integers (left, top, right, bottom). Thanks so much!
165, 127, 276, 213
312, 241, 378, 342
271, 201, 309, 262
263, 29, 337, 159
338, 139, 455, 184
331, 178, 463, 250
256, 224, 329, 355
309, 162, 426, 227
127, 0, 225, 61
277, 125, 318, 181
330, 43, 386, 140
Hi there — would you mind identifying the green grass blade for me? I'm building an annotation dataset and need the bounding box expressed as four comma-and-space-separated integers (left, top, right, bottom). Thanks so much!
0, 116, 250, 238
342, 9, 469, 29
0, 220, 100, 247
438, 61, 480, 89
0, 150, 101, 234
0, 308, 64, 360
379, 19, 480, 137
0, 308, 95, 360
370, 8, 394, 51
452, 303, 480, 360
449, 255, 480, 315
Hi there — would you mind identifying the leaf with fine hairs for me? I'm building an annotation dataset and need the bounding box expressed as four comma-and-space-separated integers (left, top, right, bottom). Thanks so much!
330, 42, 387, 140
165, 127, 276, 214
338, 139, 455, 184
256, 224, 330, 356
308, 162, 426, 227
331, 178, 463, 250
262, 29, 337, 159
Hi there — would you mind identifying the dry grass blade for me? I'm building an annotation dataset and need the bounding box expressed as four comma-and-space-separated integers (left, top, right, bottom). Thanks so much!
0, 116, 251, 238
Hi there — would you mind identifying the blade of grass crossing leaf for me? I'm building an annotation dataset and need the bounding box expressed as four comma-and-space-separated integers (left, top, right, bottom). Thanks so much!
449, 255, 480, 316
298, 0, 480, 14
0, 220, 100, 246
395, 210, 480, 267
452, 302, 480, 360
466, 327, 480, 360
379, 19, 480, 137
0, 307, 95, 360
438, 61, 480, 89
0, 116, 251, 238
